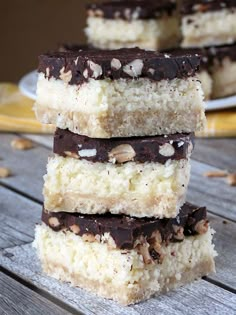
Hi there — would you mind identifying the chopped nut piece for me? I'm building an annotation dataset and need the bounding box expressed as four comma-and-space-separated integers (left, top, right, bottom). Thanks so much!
159, 143, 175, 157
82, 233, 96, 243
194, 220, 209, 234
87, 60, 103, 79
123, 59, 144, 77
107, 236, 117, 249
203, 170, 228, 178
227, 173, 236, 186
0, 167, 11, 178
70, 224, 80, 234
59, 67, 72, 83
150, 230, 162, 245
172, 225, 184, 241
111, 58, 122, 70
11, 138, 34, 150
48, 217, 60, 228
64, 151, 79, 159
108, 144, 136, 163
137, 243, 152, 265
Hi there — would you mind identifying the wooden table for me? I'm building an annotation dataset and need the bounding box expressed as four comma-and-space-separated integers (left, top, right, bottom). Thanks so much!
0, 133, 236, 315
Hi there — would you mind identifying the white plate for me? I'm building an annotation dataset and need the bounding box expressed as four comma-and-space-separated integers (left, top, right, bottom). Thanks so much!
206, 94, 236, 111
19, 70, 38, 100
19, 70, 236, 111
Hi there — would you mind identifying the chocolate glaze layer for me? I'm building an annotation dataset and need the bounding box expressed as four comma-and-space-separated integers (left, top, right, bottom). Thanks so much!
42, 203, 208, 250
54, 128, 194, 164
38, 48, 201, 84
182, 0, 236, 15
58, 44, 93, 53
167, 43, 236, 70
87, 1, 176, 20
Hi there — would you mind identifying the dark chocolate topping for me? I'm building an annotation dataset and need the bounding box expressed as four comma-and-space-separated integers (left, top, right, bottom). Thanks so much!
54, 128, 194, 164
58, 44, 93, 53
87, 0, 176, 20
207, 43, 236, 63
167, 43, 236, 70
182, 0, 236, 15
42, 203, 208, 250
38, 48, 201, 84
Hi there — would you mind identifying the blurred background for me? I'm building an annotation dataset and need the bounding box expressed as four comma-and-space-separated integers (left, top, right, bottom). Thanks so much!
0, 0, 103, 82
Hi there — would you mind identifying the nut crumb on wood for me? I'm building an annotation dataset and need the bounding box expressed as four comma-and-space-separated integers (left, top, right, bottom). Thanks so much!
203, 170, 228, 178
227, 173, 236, 186
0, 167, 11, 178
11, 138, 34, 150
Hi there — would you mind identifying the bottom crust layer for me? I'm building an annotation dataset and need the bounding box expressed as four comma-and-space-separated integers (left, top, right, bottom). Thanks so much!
34, 224, 216, 305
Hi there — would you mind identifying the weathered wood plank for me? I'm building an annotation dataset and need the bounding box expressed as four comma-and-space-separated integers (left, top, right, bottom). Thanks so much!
1, 134, 236, 220
193, 138, 236, 172
0, 186, 41, 249
22, 134, 53, 149
187, 159, 236, 221
0, 133, 48, 202
0, 185, 235, 291
208, 214, 236, 290
0, 244, 235, 315
0, 271, 70, 315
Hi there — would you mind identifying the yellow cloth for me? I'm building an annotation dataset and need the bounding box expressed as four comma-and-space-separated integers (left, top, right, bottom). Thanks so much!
0, 83, 235, 136
197, 109, 236, 138
0, 83, 54, 133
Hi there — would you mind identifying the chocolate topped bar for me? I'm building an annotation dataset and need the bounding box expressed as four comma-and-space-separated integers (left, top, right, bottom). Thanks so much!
207, 43, 236, 63
58, 44, 92, 53
168, 43, 236, 69
181, 0, 236, 15
42, 203, 208, 250
87, 0, 177, 20
38, 48, 201, 85
54, 128, 194, 164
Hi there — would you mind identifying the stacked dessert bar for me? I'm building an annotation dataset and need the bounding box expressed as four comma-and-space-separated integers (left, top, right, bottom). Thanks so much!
85, 0, 236, 99
178, 0, 236, 99
85, 0, 180, 50
33, 47, 216, 305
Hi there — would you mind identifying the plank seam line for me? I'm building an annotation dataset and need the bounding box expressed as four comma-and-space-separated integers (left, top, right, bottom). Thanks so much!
208, 210, 236, 224
0, 182, 42, 205
204, 277, 236, 294
18, 133, 52, 150
0, 265, 83, 315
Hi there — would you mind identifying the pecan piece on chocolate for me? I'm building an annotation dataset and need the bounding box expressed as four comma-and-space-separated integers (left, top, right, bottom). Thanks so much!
48, 217, 60, 228
172, 225, 184, 241
64, 151, 79, 159
194, 220, 209, 234
82, 233, 96, 243
137, 243, 153, 265
70, 224, 80, 234
108, 144, 136, 163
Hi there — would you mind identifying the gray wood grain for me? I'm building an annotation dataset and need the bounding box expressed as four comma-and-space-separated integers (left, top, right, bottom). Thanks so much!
193, 138, 236, 172
187, 159, 236, 221
0, 186, 41, 249
208, 214, 236, 290
22, 134, 53, 149
0, 271, 70, 315
0, 186, 236, 292
0, 133, 48, 202
0, 244, 235, 315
